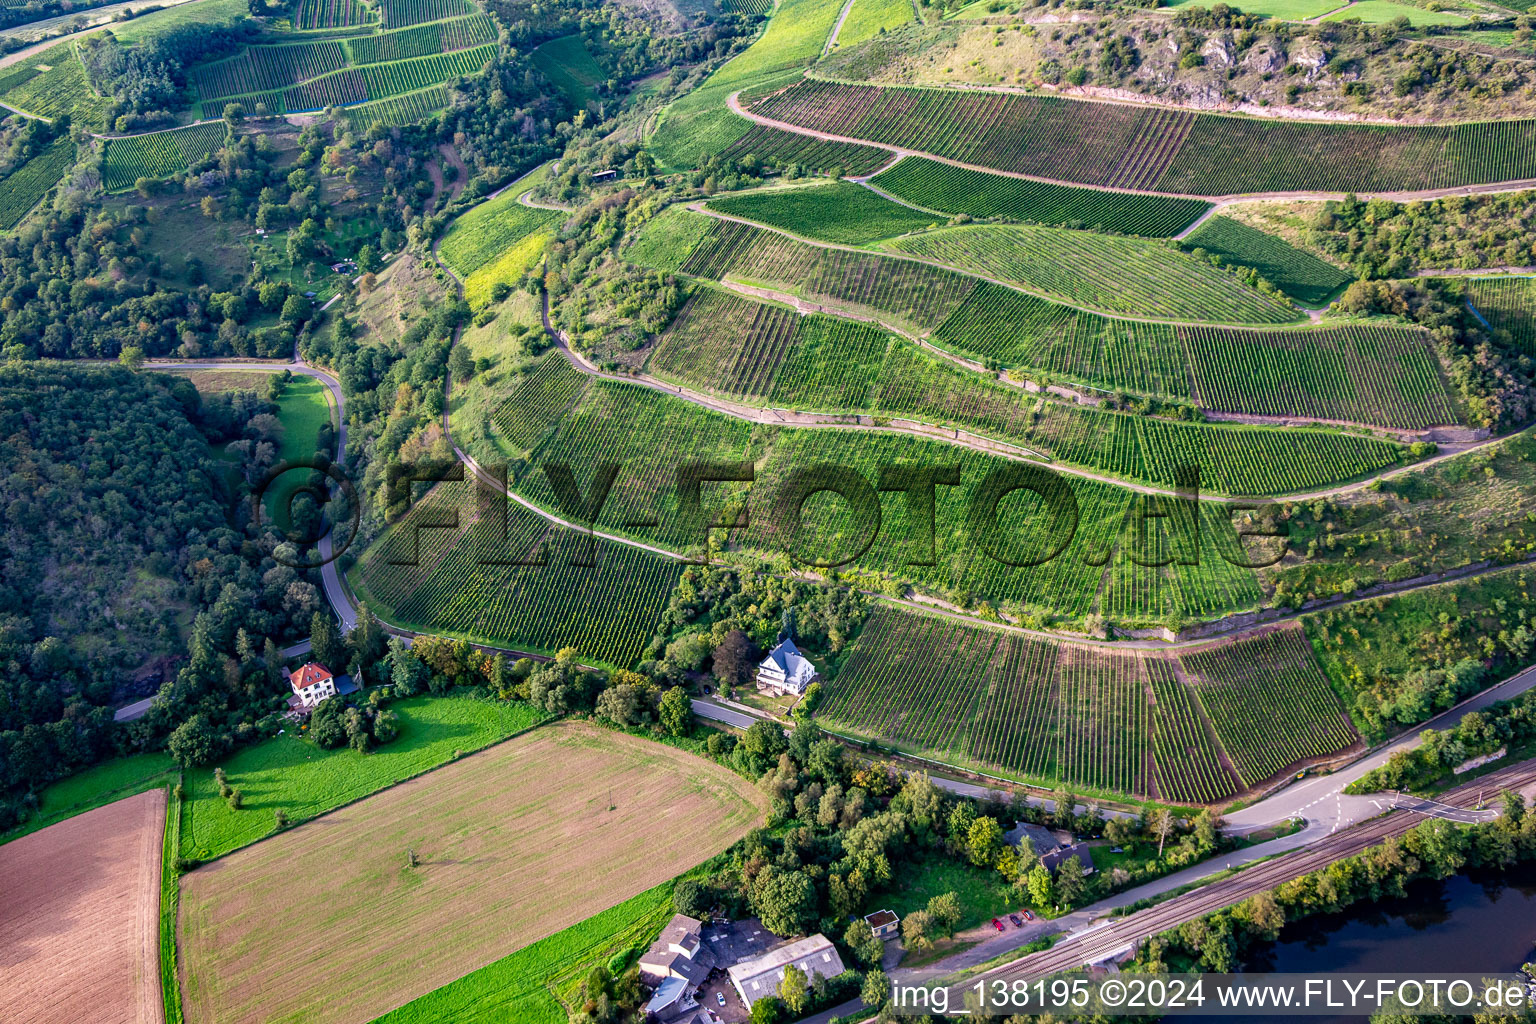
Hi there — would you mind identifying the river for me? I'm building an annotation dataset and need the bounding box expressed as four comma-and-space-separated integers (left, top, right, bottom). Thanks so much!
1195, 863, 1536, 1023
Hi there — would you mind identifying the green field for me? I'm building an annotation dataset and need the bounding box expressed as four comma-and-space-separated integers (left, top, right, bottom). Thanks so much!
180, 696, 547, 861
370, 883, 674, 1024
647, 0, 846, 170
1164, 0, 1345, 16
263, 374, 334, 526
886, 224, 1304, 323
706, 181, 940, 244
0, 751, 177, 847
836, 0, 916, 47
438, 191, 561, 280
532, 34, 604, 108
1322, 0, 1469, 23
1184, 216, 1354, 306
1467, 276, 1536, 355
871, 157, 1211, 237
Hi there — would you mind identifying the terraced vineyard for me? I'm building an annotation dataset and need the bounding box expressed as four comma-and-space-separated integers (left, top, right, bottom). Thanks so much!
837, 0, 915, 46
819, 607, 1344, 800
380, 0, 477, 26
720, 124, 893, 177
886, 224, 1304, 323
1179, 627, 1359, 787
337, 85, 450, 128
766, 314, 893, 410
672, 215, 979, 331
491, 353, 589, 451
348, 14, 496, 63
748, 78, 1536, 194
532, 34, 605, 107
293, 0, 373, 28
0, 42, 107, 129
647, 288, 803, 399
186, 3, 496, 119
356, 487, 682, 668
1179, 323, 1458, 429
1467, 276, 1536, 355
100, 122, 229, 193
0, 138, 73, 229
707, 181, 939, 245
1184, 216, 1353, 306
871, 157, 1210, 237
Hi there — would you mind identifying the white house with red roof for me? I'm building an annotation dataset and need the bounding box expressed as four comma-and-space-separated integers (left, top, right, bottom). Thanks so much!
284, 663, 337, 712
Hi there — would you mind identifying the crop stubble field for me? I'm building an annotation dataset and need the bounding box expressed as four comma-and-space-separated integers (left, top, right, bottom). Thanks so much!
0, 789, 166, 1024
179, 721, 767, 1024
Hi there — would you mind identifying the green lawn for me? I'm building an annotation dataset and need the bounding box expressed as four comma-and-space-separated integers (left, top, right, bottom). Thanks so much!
180, 696, 547, 861
1322, 0, 1469, 23
1166, 0, 1346, 16
706, 181, 941, 245
532, 34, 604, 108
265, 373, 334, 525
370, 883, 674, 1024
880, 854, 1021, 932
0, 751, 177, 847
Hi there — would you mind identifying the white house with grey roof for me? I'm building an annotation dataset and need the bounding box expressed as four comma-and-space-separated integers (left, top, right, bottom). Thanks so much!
727, 934, 845, 1010
755, 638, 818, 697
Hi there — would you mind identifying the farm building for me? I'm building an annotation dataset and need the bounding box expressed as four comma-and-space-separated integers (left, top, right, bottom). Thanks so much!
728, 934, 845, 1010
639, 914, 716, 1021
284, 662, 337, 711
864, 909, 900, 939
756, 638, 817, 696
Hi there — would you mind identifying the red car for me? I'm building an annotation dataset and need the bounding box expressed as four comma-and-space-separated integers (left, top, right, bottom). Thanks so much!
1022, 909, 1035, 921
991, 917, 1004, 931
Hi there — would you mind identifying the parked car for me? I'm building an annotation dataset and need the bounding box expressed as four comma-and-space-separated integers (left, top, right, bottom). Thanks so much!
991, 918, 1004, 931
716, 993, 726, 1007
1009, 914, 1023, 927
1022, 909, 1035, 921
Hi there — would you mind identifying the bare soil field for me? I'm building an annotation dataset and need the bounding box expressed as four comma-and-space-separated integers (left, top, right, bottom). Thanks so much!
0, 789, 166, 1024
178, 721, 767, 1024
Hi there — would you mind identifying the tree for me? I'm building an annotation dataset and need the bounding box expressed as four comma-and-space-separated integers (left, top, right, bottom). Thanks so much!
1150, 807, 1177, 857
389, 637, 430, 696
748, 997, 783, 1024
167, 713, 222, 767
310, 611, 347, 670
1025, 864, 1054, 908
275, 808, 289, 829
309, 698, 347, 748
659, 686, 692, 737
751, 866, 817, 936
281, 293, 312, 327
1235, 890, 1285, 941
902, 909, 934, 952
448, 344, 474, 382
347, 604, 389, 682
674, 877, 708, 917
118, 345, 145, 370
966, 815, 1004, 867
223, 102, 245, 125
778, 964, 809, 1016
843, 919, 884, 969
712, 628, 756, 688
926, 891, 962, 937
1055, 855, 1087, 905
861, 968, 889, 1008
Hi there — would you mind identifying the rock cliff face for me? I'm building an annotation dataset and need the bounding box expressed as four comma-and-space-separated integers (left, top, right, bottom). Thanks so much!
819, 12, 1536, 123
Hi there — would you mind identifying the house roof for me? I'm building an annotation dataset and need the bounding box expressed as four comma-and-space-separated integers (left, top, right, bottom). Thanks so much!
288, 663, 334, 693
1041, 843, 1096, 876
1005, 822, 1064, 855
758, 639, 816, 685
644, 976, 689, 1017
864, 909, 898, 929
728, 934, 845, 1002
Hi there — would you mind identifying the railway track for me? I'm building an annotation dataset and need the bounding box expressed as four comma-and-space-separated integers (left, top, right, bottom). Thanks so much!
974, 758, 1536, 985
